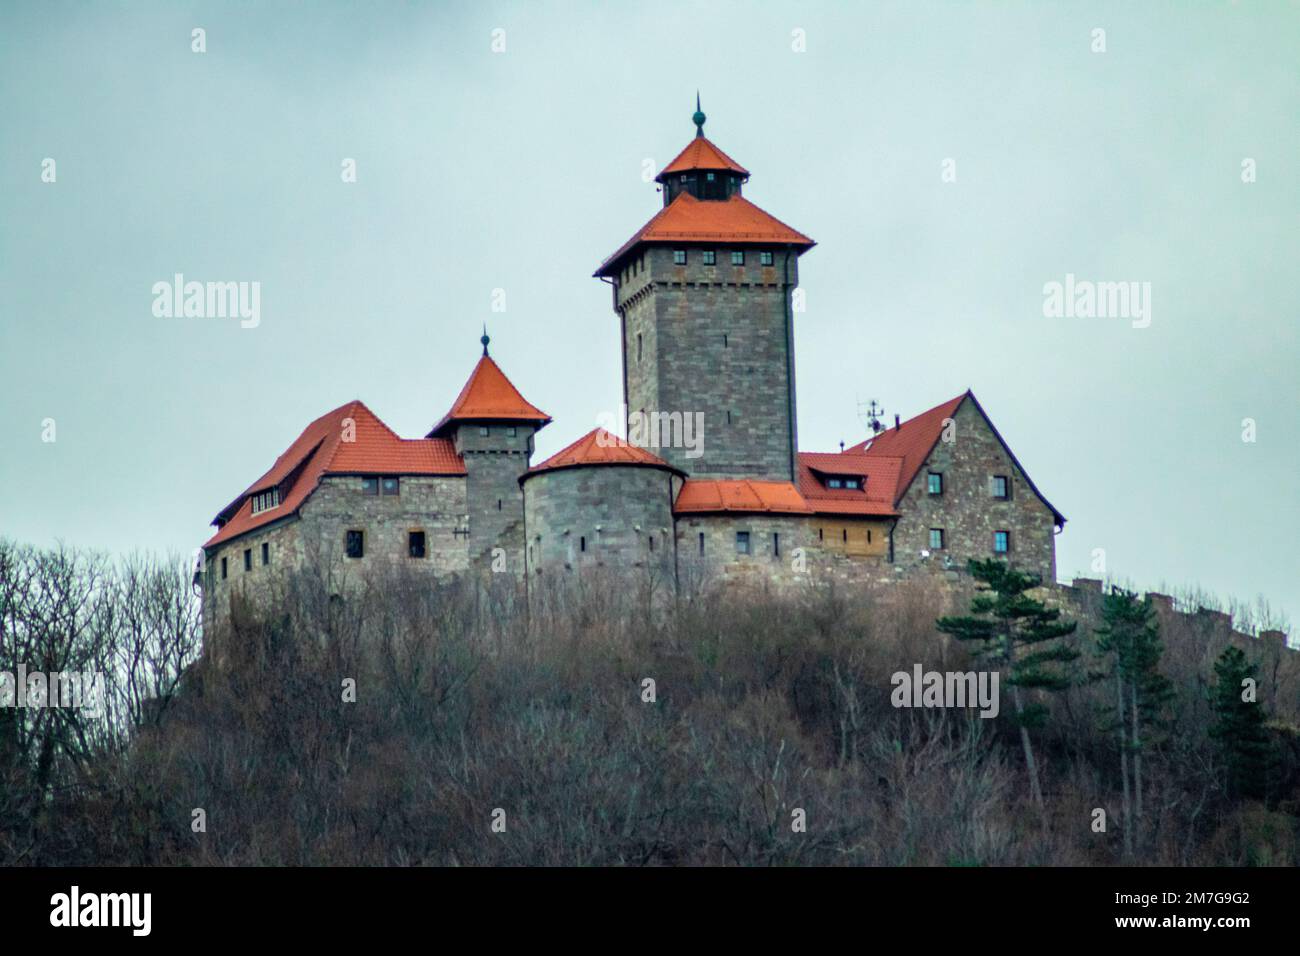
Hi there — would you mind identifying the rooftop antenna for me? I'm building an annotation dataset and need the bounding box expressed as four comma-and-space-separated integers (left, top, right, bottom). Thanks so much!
858, 397, 886, 435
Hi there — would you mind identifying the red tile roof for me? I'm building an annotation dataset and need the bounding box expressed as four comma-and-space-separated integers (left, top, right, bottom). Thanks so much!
656, 135, 750, 180
524, 428, 682, 478
847, 394, 967, 504
674, 479, 813, 516
596, 192, 814, 276
205, 400, 464, 548
797, 453, 901, 517
428, 354, 550, 437
846, 390, 1065, 525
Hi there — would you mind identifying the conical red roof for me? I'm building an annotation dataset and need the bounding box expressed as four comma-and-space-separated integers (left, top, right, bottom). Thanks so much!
656, 135, 749, 181
428, 354, 550, 437
525, 428, 680, 477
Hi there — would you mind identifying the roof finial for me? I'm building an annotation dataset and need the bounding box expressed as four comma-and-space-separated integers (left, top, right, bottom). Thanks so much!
480, 324, 490, 356
692, 91, 706, 138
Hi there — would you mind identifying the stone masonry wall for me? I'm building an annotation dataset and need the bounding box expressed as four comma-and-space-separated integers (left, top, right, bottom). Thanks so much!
523, 465, 676, 586
616, 245, 801, 482
297, 474, 469, 578
891, 397, 1058, 582
455, 423, 536, 578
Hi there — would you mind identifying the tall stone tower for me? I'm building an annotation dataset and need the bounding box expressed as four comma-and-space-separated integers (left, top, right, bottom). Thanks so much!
595, 100, 815, 482
427, 331, 550, 573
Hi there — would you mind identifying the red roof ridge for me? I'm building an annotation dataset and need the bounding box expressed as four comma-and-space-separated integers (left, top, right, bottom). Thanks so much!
524, 427, 682, 479
429, 354, 550, 437
846, 391, 1065, 526
796, 451, 902, 517
674, 478, 812, 515
206, 399, 465, 549
596, 193, 814, 276
656, 135, 750, 179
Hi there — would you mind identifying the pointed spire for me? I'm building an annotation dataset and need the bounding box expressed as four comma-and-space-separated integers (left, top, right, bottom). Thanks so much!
480, 323, 490, 356
692, 91, 706, 138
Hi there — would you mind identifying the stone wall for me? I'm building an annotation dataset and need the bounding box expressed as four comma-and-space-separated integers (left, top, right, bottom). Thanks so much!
891, 397, 1058, 582
522, 464, 676, 587
201, 514, 306, 637
297, 474, 469, 577
616, 245, 802, 482
453, 423, 536, 577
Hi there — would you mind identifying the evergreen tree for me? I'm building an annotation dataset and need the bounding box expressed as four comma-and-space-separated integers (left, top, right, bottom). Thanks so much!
1208, 645, 1274, 800
937, 559, 1079, 808
1093, 588, 1172, 855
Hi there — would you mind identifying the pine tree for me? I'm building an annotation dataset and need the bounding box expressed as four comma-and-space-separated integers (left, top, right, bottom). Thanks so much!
1208, 645, 1274, 800
937, 559, 1079, 808
1093, 588, 1172, 855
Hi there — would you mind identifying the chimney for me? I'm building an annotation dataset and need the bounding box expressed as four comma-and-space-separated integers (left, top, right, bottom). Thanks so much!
894, 414, 901, 430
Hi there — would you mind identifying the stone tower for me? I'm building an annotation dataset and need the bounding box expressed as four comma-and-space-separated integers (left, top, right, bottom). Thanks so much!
427, 331, 551, 574
595, 100, 815, 482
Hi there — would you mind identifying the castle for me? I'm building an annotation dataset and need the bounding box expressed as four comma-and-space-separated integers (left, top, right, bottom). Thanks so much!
199, 104, 1065, 624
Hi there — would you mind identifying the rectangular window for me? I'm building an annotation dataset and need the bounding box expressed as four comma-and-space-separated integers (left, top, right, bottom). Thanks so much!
362, 477, 379, 496
731, 250, 744, 266
994, 530, 1010, 554
250, 487, 281, 515
409, 531, 426, 558
827, 478, 843, 489
735, 531, 751, 555
702, 250, 716, 265
929, 528, 945, 550
773, 532, 780, 558
760, 251, 774, 266
637, 333, 642, 362
927, 472, 943, 495
382, 477, 400, 496
261, 542, 269, 565
507, 426, 517, 438
243, 548, 252, 571
673, 249, 687, 265
992, 475, 1009, 500
698, 532, 705, 555
580, 535, 586, 553
648, 535, 655, 552
845, 478, 861, 490
479, 426, 489, 437
221, 557, 228, 580
346, 530, 364, 559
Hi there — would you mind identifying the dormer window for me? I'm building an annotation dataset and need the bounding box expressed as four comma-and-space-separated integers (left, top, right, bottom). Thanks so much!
828, 478, 843, 489
250, 487, 281, 514
822, 475, 863, 491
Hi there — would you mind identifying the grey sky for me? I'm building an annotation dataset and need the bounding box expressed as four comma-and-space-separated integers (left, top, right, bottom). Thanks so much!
1, 2, 1296, 628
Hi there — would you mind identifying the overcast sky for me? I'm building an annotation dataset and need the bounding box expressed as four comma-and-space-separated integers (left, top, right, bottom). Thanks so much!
1, 1, 1296, 629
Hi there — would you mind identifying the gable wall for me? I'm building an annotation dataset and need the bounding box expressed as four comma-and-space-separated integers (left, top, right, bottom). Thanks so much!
890, 399, 1057, 581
